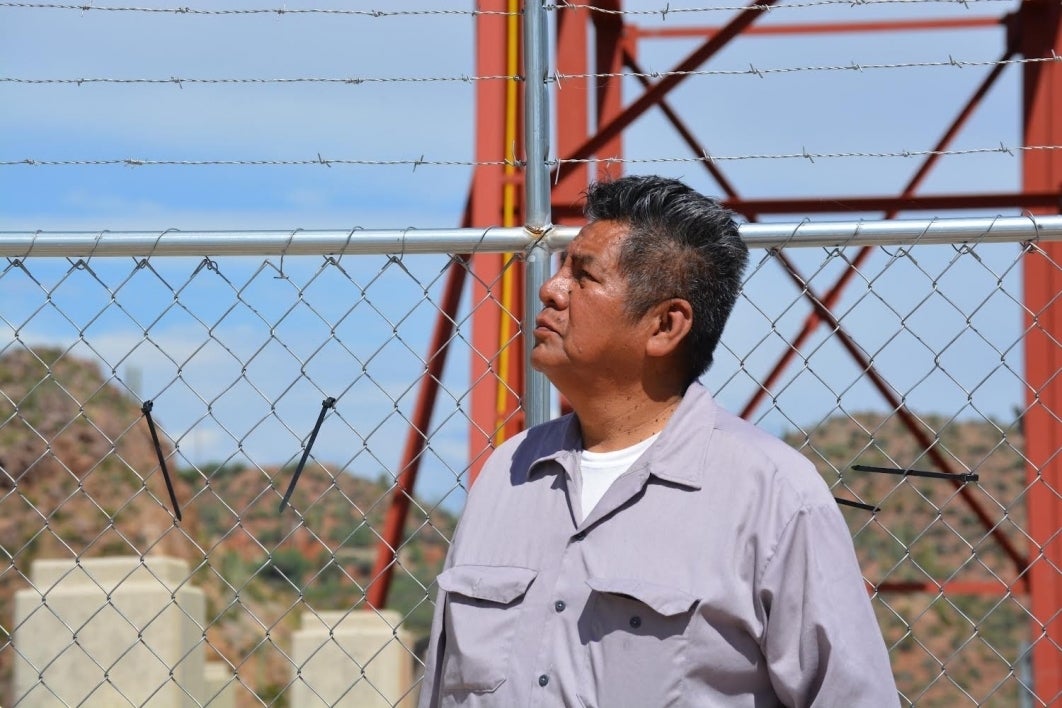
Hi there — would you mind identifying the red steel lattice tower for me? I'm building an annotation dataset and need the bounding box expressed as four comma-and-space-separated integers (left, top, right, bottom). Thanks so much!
371, 2, 1062, 700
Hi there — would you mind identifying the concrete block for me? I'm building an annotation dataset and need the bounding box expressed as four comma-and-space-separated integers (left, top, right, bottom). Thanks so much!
13, 556, 206, 707
290, 609, 415, 707
203, 661, 238, 708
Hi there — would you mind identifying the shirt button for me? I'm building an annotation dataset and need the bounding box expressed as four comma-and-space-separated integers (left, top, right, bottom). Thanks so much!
629, 616, 642, 628
554, 600, 566, 613
538, 674, 550, 687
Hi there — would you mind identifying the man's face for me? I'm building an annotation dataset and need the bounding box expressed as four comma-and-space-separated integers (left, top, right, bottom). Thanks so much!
531, 220, 650, 390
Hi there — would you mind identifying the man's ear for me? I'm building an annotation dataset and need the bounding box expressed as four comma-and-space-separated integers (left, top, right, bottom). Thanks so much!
645, 298, 693, 358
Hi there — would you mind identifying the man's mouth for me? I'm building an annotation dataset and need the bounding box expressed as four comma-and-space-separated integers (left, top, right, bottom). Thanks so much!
534, 315, 559, 335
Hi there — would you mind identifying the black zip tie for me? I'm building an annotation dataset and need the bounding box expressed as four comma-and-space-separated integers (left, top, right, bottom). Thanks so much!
279, 396, 336, 512
141, 400, 182, 522
835, 497, 880, 513
851, 464, 979, 483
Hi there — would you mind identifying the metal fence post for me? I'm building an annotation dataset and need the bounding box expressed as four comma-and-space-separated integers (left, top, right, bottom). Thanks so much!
522, 0, 553, 428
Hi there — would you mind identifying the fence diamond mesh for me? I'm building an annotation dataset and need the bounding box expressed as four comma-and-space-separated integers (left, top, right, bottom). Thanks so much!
0, 231, 1053, 706
2, 0, 1061, 703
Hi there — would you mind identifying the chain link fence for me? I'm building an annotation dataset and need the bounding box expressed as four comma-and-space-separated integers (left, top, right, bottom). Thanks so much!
0, 225, 1056, 705
0, 247, 504, 706
2, 0, 1060, 705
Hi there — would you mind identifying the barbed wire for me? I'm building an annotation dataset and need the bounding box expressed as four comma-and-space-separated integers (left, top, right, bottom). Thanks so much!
0, 0, 1012, 17
0, 74, 516, 86
3, 156, 515, 167
555, 0, 1014, 15
8, 53, 1055, 88
556, 144, 1058, 164
555, 53, 1060, 81
5, 145, 1059, 169
0, 2, 514, 16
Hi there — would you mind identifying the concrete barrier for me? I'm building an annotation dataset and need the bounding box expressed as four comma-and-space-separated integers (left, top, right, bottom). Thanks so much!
290, 609, 415, 707
13, 556, 206, 707
202, 661, 238, 707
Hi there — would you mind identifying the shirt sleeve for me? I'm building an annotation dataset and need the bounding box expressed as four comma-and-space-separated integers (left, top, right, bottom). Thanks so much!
759, 503, 900, 708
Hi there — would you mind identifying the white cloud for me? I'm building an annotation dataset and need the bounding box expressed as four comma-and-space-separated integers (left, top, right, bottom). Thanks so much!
0, 0, 1028, 519
0, 260, 475, 494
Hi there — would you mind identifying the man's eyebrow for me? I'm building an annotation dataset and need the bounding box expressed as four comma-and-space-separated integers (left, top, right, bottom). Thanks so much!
567, 250, 595, 267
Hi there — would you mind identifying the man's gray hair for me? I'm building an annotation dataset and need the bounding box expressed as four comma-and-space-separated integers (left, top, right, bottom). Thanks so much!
584, 175, 749, 382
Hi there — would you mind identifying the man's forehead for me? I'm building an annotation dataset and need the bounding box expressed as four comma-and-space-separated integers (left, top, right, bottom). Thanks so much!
567, 220, 628, 258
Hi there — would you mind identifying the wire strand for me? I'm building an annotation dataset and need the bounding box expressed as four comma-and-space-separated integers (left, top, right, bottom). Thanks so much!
0, 2, 514, 16
7, 54, 1054, 87
5, 145, 1059, 169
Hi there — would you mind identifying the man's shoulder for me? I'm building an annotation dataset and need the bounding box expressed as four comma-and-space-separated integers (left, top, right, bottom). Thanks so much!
713, 408, 809, 465
678, 382, 809, 468
709, 407, 833, 507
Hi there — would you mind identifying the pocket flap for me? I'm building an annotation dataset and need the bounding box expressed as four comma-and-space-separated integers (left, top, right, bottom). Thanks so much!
586, 577, 697, 616
438, 565, 538, 604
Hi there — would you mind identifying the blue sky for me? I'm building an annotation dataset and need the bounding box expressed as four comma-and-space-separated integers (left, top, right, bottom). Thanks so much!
0, 0, 1030, 508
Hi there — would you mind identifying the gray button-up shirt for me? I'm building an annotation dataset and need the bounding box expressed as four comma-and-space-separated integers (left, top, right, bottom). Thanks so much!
419, 383, 898, 707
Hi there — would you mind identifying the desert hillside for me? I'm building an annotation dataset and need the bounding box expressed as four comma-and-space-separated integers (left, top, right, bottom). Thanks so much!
0, 346, 1032, 706
0, 347, 455, 707
788, 412, 1029, 707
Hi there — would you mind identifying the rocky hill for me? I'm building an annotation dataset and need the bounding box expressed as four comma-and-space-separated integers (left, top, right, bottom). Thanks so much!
0, 347, 455, 707
787, 412, 1029, 707
0, 346, 1035, 707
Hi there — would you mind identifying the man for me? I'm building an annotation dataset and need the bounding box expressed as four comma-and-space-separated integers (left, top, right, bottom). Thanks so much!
419, 175, 898, 707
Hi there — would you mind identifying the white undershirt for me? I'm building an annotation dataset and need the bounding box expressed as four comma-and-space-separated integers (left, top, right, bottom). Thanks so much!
578, 433, 660, 521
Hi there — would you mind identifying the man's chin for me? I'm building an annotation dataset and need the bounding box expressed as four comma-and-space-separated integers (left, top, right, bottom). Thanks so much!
529, 353, 548, 373
529, 349, 560, 376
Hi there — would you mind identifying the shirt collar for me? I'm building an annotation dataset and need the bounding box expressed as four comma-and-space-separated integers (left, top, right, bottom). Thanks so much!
525, 413, 580, 478
639, 381, 717, 489
525, 382, 719, 490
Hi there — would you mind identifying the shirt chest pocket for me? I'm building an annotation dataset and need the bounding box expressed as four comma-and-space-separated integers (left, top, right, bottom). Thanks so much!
437, 564, 538, 694
583, 577, 699, 707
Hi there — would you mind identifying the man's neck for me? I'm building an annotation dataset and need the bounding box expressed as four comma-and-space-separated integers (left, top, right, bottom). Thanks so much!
570, 386, 684, 453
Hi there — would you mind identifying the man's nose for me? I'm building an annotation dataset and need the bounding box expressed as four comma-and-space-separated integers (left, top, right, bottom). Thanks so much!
539, 270, 567, 308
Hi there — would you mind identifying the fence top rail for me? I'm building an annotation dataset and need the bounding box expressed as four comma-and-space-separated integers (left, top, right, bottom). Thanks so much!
2, 215, 1060, 257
